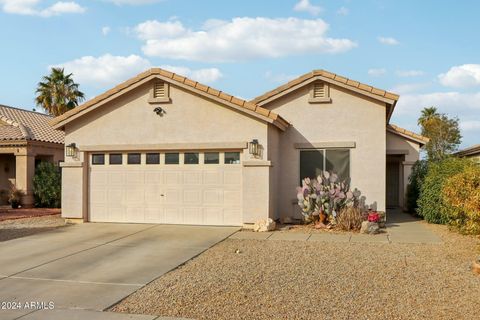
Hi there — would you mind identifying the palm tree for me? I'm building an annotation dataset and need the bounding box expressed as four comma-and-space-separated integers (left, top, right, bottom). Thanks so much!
417, 106, 438, 127
35, 68, 85, 116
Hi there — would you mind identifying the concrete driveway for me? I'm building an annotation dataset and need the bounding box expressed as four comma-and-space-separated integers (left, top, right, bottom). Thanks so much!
0, 223, 238, 319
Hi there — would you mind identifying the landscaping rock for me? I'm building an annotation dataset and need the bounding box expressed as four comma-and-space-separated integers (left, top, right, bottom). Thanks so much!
360, 221, 380, 234
473, 259, 480, 275
253, 218, 276, 232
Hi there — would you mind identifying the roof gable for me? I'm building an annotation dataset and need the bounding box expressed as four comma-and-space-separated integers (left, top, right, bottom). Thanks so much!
250, 69, 399, 122
51, 68, 289, 131
387, 124, 429, 146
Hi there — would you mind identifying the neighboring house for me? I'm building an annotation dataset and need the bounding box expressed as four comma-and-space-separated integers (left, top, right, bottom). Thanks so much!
0, 105, 64, 206
454, 144, 480, 162
51, 68, 427, 225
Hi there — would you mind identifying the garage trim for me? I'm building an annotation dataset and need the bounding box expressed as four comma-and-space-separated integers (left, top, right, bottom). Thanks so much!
80, 142, 248, 152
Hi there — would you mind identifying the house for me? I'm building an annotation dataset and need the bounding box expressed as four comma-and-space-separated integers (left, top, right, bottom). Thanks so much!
51, 68, 427, 225
0, 105, 64, 206
454, 144, 480, 162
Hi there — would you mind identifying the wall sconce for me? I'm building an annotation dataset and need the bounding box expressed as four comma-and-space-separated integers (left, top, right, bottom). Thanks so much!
65, 143, 77, 157
249, 139, 260, 157
153, 106, 166, 116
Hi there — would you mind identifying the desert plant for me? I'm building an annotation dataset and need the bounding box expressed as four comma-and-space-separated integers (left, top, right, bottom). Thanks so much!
417, 157, 475, 224
296, 171, 363, 223
336, 207, 364, 231
406, 160, 429, 213
33, 162, 61, 208
442, 166, 480, 234
8, 185, 24, 209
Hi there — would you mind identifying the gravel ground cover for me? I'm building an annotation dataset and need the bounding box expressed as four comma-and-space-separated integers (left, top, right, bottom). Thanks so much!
112, 224, 480, 320
0, 207, 61, 221
0, 214, 69, 242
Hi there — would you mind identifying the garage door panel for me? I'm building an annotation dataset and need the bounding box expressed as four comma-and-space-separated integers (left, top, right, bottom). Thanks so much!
204, 171, 223, 185
89, 153, 242, 226
183, 207, 203, 225
203, 189, 223, 205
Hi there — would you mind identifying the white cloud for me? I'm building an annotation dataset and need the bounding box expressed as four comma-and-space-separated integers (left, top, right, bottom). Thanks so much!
368, 68, 386, 76
51, 54, 223, 88
135, 17, 356, 62
293, 0, 322, 16
378, 36, 399, 46
52, 54, 152, 87
158, 65, 223, 83
438, 64, 480, 88
104, 0, 162, 5
396, 70, 425, 77
337, 6, 349, 16
101, 26, 111, 36
460, 120, 480, 131
0, 0, 85, 17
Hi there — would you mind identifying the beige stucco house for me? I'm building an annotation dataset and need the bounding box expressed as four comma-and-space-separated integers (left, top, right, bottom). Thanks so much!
0, 105, 64, 206
454, 144, 480, 162
52, 68, 427, 225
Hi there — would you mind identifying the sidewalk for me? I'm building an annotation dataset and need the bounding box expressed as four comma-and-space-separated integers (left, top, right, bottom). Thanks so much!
229, 210, 442, 244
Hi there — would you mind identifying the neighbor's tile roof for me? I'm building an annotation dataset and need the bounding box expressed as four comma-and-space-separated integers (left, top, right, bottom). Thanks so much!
51, 68, 290, 129
0, 105, 64, 144
250, 69, 400, 105
387, 124, 429, 145
454, 144, 480, 157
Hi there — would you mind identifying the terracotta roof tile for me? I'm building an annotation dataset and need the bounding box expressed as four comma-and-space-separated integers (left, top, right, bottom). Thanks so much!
0, 105, 64, 144
387, 124, 429, 145
51, 68, 289, 129
250, 69, 400, 105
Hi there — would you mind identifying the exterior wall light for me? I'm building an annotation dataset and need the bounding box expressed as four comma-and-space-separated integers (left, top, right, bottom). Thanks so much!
66, 143, 77, 157
249, 139, 260, 157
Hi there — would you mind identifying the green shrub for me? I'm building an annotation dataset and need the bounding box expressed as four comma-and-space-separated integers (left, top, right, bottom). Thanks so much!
417, 157, 475, 224
442, 166, 480, 234
33, 162, 61, 208
406, 160, 429, 213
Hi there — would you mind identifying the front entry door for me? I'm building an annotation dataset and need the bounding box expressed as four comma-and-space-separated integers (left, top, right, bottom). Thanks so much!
386, 162, 399, 208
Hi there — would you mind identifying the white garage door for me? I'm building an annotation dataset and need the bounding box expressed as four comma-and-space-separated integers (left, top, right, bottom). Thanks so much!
88, 151, 243, 226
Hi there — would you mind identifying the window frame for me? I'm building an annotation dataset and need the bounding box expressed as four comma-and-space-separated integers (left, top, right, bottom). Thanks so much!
109, 153, 123, 165
165, 152, 179, 165
204, 152, 220, 164
299, 148, 350, 182
127, 153, 141, 165
92, 154, 105, 165
145, 153, 160, 165
224, 152, 241, 164
184, 152, 199, 165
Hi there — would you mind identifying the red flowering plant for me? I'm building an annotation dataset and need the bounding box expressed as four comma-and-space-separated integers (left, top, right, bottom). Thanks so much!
367, 211, 380, 223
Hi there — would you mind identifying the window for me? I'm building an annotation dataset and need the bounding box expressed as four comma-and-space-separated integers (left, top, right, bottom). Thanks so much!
92, 154, 105, 165
109, 153, 122, 165
326, 149, 350, 181
300, 149, 350, 182
225, 152, 240, 164
204, 152, 219, 164
184, 152, 199, 164
300, 150, 324, 182
146, 153, 160, 164
127, 153, 141, 164
165, 153, 179, 164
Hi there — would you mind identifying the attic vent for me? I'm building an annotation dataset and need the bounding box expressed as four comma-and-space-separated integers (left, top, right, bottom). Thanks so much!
149, 81, 170, 104
309, 81, 331, 104
313, 82, 326, 98
153, 82, 166, 98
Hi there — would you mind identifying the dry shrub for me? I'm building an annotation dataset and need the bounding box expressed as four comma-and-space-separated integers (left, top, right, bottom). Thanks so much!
336, 207, 364, 231
442, 166, 480, 234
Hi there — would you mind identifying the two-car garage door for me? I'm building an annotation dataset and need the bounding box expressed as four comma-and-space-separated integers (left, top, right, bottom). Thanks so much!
88, 151, 243, 226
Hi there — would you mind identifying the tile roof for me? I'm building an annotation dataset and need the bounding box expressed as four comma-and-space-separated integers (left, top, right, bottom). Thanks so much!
387, 124, 429, 145
51, 68, 290, 130
454, 144, 480, 157
251, 70, 400, 105
0, 105, 64, 144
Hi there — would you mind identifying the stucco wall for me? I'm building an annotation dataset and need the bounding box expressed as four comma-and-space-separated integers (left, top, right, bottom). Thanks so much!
262, 83, 387, 219
62, 79, 272, 222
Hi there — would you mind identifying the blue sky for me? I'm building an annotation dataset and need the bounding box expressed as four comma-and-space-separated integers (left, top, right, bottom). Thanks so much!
0, 0, 479, 148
